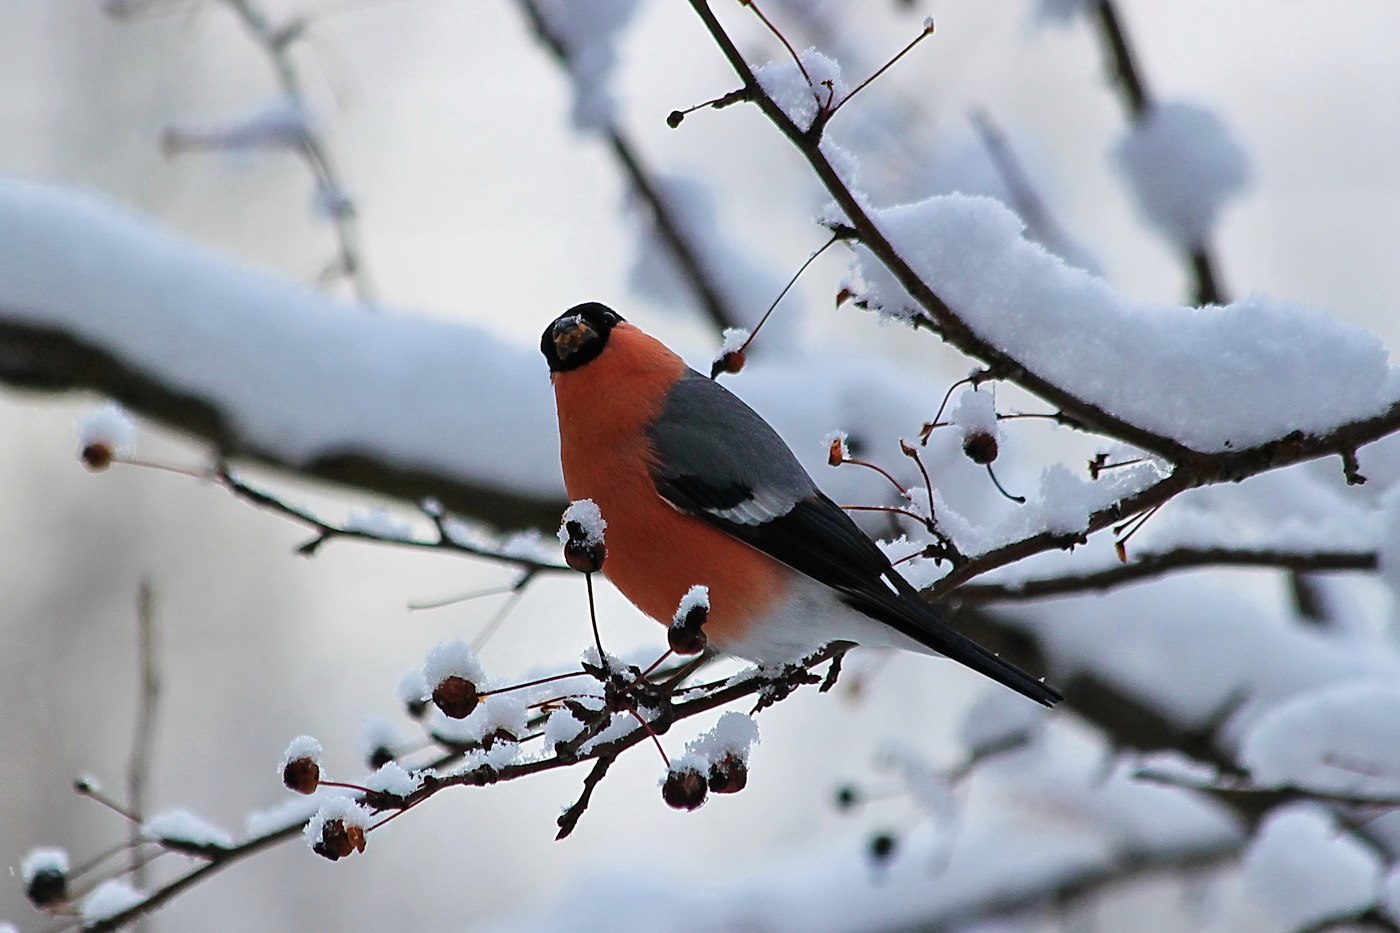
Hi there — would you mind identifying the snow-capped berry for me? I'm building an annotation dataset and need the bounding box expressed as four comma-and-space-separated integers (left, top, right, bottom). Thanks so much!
668, 585, 709, 655
21, 848, 69, 908
279, 735, 323, 795
661, 767, 708, 811
713, 350, 745, 376
559, 500, 607, 573
707, 753, 748, 794
431, 675, 479, 719
282, 756, 320, 795
312, 819, 366, 861
668, 621, 707, 656
563, 534, 607, 573
76, 403, 135, 472
80, 442, 114, 471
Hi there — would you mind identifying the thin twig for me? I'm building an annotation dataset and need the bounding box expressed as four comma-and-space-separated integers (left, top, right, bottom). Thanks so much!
220, 0, 375, 302
953, 546, 1377, 603
126, 580, 160, 902
556, 755, 616, 840
1091, 0, 1225, 305
516, 0, 742, 333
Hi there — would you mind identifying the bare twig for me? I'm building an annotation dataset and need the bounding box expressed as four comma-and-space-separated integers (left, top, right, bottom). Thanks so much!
214, 467, 568, 575
556, 755, 616, 840
220, 0, 375, 302
126, 580, 161, 902
1091, 0, 1224, 305
516, 0, 742, 333
1136, 766, 1400, 810
953, 547, 1377, 603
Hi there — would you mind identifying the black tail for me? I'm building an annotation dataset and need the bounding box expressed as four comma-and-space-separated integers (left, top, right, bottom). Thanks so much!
873, 575, 1062, 707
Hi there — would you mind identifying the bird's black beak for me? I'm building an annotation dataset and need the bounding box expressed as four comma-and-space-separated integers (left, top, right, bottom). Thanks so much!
550, 314, 598, 363
542, 302, 623, 373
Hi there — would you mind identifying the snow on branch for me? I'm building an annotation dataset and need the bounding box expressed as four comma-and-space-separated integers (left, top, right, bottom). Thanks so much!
0, 178, 565, 530
685, 1, 1400, 472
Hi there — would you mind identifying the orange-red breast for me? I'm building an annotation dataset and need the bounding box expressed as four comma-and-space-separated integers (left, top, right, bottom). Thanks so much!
542, 302, 1060, 706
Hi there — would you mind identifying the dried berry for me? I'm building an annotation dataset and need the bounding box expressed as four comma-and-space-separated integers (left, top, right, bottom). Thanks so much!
367, 745, 395, 770
962, 431, 999, 464
312, 819, 366, 861
282, 756, 321, 795
868, 831, 897, 864
563, 519, 607, 573
714, 350, 745, 376
661, 767, 708, 811
80, 442, 113, 471
431, 675, 480, 719
668, 597, 707, 656
668, 620, 707, 655
707, 753, 748, 794
25, 867, 67, 909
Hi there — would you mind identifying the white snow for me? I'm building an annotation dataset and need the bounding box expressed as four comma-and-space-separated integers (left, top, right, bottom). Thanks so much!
1242, 804, 1382, 929
1239, 681, 1400, 795
79, 879, 146, 924
532, 0, 641, 131
360, 716, 402, 759
958, 688, 1047, 757
421, 639, 487, 690
1113, 101, 1250, 250
20, 847, 68, 884
0, 180, 564, 499
673, 584, 710, 625
343, 507, 416, 540
396, 668, 428, 707
1384, 866, 1400, 924
845, 193, 1397, 452
542, 703, 590, 752
948, 388, 998, 441
77, 401, 136, 458
429, 693, 529, 746
141, 809, 236, 849
364, 762, 423, 798
303, 797, 373, 849
720, 327, 749, 354
244, 795, 324, 838
558, 499, 606, 548
278, 735, 322, 774
1132, 750, 1220, 787
755, 48, 849, 133
685, 711, 760, 765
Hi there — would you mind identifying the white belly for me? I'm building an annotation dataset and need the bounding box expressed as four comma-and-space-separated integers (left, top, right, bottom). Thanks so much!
714, 573, 934, 665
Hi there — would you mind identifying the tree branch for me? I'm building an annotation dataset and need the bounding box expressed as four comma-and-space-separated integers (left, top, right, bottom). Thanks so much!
1091, 0, 1225, 306
954, 547, 1377, 603
684, 0, 1230, 466
516, 0, 742, 333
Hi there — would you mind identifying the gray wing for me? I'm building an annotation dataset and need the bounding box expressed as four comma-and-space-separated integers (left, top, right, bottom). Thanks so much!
647, 369, 1062, 706
647, 368, 817, 526
646, 369, 898, 597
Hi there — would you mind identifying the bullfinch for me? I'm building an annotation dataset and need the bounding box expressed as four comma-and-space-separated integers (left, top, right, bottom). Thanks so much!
542, 302, 1061, 707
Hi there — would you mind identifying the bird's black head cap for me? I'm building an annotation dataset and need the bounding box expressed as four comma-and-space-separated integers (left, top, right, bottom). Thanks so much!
542, 302, 626, 373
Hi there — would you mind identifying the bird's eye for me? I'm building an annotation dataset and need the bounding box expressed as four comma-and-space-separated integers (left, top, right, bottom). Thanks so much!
601, 311, 620, 326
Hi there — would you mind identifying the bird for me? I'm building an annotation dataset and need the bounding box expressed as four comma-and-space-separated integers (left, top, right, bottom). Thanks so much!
542, 302, 1061, 707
